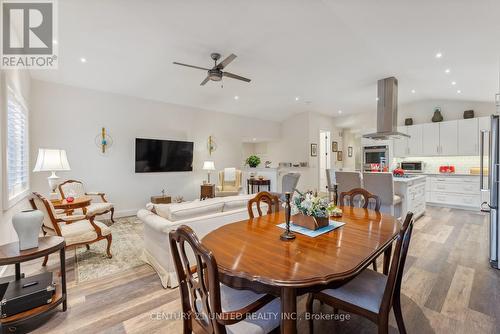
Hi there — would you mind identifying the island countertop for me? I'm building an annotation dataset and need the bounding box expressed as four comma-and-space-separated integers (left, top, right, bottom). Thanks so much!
393, 175, 427, 183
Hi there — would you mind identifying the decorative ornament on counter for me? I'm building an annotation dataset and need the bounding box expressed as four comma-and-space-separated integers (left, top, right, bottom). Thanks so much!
432, 107, 443, 122
66, 196, 74, 203
404, 118, 413, 126
95, 127, 113, 154
12, 210, 44, 250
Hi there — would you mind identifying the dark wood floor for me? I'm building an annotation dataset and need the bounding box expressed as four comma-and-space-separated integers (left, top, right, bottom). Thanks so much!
4, 206, 499, 333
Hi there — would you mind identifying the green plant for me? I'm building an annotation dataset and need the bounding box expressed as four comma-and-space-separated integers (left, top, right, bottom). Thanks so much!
245, 155, 261, 168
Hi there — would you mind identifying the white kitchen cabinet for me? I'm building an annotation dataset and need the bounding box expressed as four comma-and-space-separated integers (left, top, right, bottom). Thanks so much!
422, 123, 440, 156
439, 120, 458, 155
407, 124, 423, 156
394, 176, 426, 219
393, 126, 408, 157
426, 175, 481, 209
458, 118, 479, 155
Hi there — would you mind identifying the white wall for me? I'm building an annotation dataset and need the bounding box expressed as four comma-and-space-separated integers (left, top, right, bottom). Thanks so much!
0, 69, 32, 246
30, 80, 281, 217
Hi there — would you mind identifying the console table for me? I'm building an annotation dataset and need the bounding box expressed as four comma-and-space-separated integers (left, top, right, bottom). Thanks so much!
247, 178, 271, 194
0, 236, 67, 332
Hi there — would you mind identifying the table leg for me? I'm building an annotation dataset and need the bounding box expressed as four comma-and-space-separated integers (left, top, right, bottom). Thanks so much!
383, 243, 393, 275
247, 181, 250, 194
258, 184, 260, 192
60, 248, 67, 311
15, 263, 21, 280
281, 287, 297, 334
268, 182, 271, 191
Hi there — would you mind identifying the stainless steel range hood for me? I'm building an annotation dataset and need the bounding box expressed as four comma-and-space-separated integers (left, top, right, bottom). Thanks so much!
363, 77, 410, 140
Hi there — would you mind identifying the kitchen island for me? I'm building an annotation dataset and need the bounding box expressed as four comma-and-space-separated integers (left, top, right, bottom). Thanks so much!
394, 175, 426, 219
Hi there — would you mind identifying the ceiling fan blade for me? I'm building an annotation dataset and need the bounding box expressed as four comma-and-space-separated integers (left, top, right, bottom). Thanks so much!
223, 71, 251, 83
216, 54, 237, 69
173, 62, 210, 71
200, 76, 210, 86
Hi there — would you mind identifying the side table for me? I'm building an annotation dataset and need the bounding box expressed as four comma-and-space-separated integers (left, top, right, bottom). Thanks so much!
151, 195, 171, 204
200, 184, 215, 200
0, 236, 67, 332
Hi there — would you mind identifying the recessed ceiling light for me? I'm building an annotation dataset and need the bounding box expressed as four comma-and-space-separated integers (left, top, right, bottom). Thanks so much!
53, 40, 58, 45
435, 52, 443, 59
234, 95, 239, 100
338, 110, 343, 114
411, 89, 416, 94
295, 96, 300, 101
376, 97, 379, 101
451, 81, 457, 86
252, 137, 257, 141
457, 90, 462, 94
80, 57, 87, 63
445, 68, 451, 74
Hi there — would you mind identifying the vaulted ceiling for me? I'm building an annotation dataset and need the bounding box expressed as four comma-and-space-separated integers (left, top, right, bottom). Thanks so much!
31, 0, 500, 121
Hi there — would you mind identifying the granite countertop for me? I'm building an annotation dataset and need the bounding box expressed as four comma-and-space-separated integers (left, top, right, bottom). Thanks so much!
393, 175, 427, 183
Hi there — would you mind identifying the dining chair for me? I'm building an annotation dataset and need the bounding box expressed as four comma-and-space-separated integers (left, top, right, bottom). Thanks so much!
339, 188, 381, 211
306, 211, 414, 334
247, 191, 280, 219
169, 225, 280, 334
335, 171, 362, 195
338, 188, 381, 271
363, 172, 402, 218
325, 169, 337, 202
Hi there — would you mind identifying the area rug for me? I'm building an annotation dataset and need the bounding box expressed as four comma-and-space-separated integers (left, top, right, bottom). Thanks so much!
75, 216, 145, 283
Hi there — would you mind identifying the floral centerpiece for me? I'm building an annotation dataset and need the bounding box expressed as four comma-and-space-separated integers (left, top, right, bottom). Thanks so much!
288, 191, 341, 230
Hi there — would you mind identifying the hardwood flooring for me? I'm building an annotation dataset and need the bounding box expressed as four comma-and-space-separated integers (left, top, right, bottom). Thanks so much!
2, 206, 499, 333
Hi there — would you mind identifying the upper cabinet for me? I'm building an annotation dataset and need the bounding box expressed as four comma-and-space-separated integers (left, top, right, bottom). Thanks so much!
393, 126, 408, 157
458, 118, 479, 155
439, 120, 458, 155
422, 123, 440, 156
407, 124, 423, 156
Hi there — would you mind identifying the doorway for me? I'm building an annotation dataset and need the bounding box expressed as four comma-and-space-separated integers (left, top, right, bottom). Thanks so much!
319, 130, 331, 193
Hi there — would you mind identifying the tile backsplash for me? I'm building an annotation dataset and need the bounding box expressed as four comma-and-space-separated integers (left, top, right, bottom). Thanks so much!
394, 156, 484, 174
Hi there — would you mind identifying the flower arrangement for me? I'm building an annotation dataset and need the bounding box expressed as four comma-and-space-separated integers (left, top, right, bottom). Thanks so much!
245, 155, 261, 168
291, 191, 337, 218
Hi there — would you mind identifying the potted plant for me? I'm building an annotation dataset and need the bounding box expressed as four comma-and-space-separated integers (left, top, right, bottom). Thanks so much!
245, 155, 261, 168
290, 191, 337, 230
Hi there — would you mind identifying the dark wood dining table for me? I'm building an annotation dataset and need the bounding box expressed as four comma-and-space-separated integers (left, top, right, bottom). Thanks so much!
202, 206, 401, 334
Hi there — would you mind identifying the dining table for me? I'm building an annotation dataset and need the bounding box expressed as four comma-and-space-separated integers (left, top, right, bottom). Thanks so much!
202, 206, 401, 334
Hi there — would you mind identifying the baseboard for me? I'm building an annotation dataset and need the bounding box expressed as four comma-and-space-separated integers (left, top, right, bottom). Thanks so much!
115, 209, 139, 218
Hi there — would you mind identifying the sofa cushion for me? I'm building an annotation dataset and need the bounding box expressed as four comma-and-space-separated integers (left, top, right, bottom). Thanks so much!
153, 203, 174, 219
167, 199, 225, 222
222, 194, 254, 211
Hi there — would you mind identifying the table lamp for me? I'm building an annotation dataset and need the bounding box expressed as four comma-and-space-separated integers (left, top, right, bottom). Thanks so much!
202, 160, 215, 184
33, 149, 71, 198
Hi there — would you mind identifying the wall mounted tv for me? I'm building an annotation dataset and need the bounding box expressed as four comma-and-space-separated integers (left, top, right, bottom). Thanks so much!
135, 138, 193, 173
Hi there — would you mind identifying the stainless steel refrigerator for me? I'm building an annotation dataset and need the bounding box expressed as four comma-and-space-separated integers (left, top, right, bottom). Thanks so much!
481, 93, 500, 269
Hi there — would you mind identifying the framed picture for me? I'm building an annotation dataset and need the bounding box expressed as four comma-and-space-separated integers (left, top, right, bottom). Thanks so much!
337, 151, 343, 161
332, 141, 338, 152
310, 143, 318, 157
348, 146, 353, 157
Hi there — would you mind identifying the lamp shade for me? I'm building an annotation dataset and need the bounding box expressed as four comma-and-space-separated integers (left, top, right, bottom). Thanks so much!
33, 149, 71, 172
202, 160, 215, 171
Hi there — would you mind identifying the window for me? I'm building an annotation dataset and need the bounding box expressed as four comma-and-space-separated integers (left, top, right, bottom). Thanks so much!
5, 86, 29, 206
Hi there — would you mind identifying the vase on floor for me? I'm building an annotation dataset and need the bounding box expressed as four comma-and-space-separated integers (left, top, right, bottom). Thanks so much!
12, 209, 44, 250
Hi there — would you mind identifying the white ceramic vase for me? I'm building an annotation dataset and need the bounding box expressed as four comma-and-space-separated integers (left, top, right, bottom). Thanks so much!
12, 209, 44, 250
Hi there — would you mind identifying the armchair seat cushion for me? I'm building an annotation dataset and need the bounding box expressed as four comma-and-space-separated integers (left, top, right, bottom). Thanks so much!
45, 220, 111, 245
87, 202, 114, 215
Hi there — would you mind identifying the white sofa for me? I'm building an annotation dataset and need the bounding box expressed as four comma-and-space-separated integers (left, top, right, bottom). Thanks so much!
137, 194, 263, 288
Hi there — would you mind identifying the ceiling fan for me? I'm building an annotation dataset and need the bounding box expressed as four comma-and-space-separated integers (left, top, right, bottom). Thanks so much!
173, 53, 251, 86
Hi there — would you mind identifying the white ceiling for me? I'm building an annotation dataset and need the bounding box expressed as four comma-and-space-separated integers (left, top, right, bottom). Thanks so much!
32, 0, 500, 121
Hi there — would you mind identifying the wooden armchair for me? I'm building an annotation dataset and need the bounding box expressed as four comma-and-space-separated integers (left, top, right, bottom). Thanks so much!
169, 225, 280, 334
58, 179, 115, 222
30, 192, 112, 264
247, 191, 280, 219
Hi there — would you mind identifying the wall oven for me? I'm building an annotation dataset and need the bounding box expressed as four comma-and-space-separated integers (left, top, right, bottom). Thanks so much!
363, 145, 389, 171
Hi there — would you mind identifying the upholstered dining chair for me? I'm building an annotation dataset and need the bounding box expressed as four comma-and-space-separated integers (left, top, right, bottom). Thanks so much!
335, 171, 362, 196
169, 225, 280, 334
30, 192, 113, 264
306, 211, 414, 334
325, 169, 336, 202
216, 168, 243, 197
363, 172, 402, 218
339, 188, 382, 270
247, 191, 280, 219
58, 179, 115, 222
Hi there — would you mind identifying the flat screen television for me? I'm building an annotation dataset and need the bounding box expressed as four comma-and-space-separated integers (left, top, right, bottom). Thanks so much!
135, 138, 193, 172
